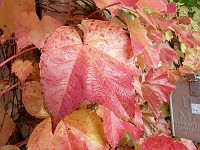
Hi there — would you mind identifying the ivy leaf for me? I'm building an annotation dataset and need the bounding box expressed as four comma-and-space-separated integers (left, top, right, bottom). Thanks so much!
127, 18, 160, 68
11, 59, 33, 83
141, 69, 175, 117
40, 20, 140, 125
140, 136, 188, 150
0, 0, 35, 36
14, 12, 61, 50
27, 109, 109, 150
0, 145, 20, 150
21, 81, 49, 119
93, 0, 138, 16
158, 43, 178, 67
96, 105, 142, 148
180, 138, 196, 150
0, 105, 15, 147
136, 0, 167, 13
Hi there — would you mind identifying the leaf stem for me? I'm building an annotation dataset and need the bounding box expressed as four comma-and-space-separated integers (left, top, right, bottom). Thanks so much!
0, 46, 37, 68
0, 82, 20, 97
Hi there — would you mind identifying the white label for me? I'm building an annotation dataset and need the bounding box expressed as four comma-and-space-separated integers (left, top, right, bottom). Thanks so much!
191, 104, 200, 114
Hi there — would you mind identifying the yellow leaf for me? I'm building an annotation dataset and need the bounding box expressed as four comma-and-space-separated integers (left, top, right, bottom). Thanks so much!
27, 109, 108, 150
0, 145, 20, 150
0, 105, 15, 147
21, 81, 49, 119
0, 0, 35, 36
165, 30, 173, 41
11, 59, 33, 83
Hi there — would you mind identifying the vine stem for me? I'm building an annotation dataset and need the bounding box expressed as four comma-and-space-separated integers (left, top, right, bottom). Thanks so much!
0, 82, 20, 97
0, 46, 36, 68
0, 37, 17, 40
15, 138, 29, 147
68, 0, 72, 20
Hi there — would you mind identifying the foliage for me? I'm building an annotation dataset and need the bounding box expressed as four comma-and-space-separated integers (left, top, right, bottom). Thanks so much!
0, 0, 200, 149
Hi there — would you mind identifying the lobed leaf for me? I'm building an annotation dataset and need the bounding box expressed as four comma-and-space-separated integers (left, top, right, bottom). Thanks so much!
14, 12, 61, 50
40, 20, 140, 125
127, 18, 160, 68
140, 135, 188, 150
11, 59, 33, 83
0, 0, 35, 36
96, 105, 142, 148
0, 105, 15, 147
27, 109, 108, 150
21, 81, 49, 119
141, 69, 175, 117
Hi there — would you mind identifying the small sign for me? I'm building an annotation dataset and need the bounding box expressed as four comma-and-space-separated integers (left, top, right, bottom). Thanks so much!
191, 104, 200, 114
170, 75, 200, 142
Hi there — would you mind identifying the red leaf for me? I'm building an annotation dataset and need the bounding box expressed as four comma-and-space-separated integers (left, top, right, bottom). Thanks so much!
127, 19, 160, 68
140, 136, 188, 150
40, 20, 140, 125
158, 43, 178, 66
96, 105, 142, 148
136, 0, 167, 13
180, 138, 196, 150
141, 69, 175, 117
160, 0, 177, 15
14, 12, 61, 50
166, 2, 177, 15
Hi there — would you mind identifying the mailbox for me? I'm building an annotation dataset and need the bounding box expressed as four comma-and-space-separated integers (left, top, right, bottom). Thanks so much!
170, 73, 200, 142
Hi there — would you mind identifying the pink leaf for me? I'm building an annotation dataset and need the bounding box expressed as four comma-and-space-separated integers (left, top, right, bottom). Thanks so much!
96, 105, 142, 149
158, 43, 178, 66
11, 59, 33, 83
180, 138, 196, 150
137, 8, 158, 29
159, 19, 178, 32
148, 29, 163, 43
140, 136, 188, 150
141, 69, 175, 117
127, 18, 160, 68
93, 0, 138, 16
166, 2, 177, 15
14, 12, 61, 50
136, 0, 167, 13
40, 20, 140, 125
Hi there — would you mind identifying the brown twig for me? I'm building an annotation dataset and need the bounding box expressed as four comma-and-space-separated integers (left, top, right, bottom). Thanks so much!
0, 46, 37, 68
0, 82, 20, 97
86, 2, 121, 18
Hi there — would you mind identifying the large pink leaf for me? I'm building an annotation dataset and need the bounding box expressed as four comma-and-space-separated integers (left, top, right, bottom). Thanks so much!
127, 19, 160, 68
96, 105, 142, 148
40, 20, 140, 125
14, 12, 61, 50
140, 136, 188, 150
141, 69, 175, 117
